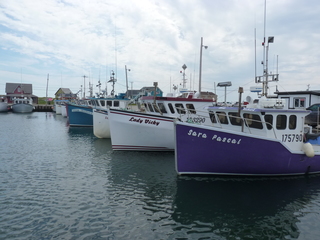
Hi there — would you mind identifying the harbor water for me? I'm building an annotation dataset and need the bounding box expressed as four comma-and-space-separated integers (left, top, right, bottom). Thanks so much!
1, 112, 320, 239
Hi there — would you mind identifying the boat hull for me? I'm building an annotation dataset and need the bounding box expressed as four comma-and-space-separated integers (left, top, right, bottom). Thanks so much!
11, 104, 33, 113
109, 109, 175, 151
66, 104, 93, 127
61, 104, 67, 117
175, 121, 320, 176
0, 102, 8, 112
93, 109, 110, 138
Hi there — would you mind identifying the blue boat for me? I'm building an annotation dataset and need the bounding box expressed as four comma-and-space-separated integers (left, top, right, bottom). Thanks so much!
66, 101, 93, 127
67, 93, 130, 127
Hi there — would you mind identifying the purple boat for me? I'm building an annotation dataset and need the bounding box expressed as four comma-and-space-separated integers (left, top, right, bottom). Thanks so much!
175, 97, 320, 176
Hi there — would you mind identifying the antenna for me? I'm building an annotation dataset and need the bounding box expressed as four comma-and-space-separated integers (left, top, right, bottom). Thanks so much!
254, 0, 278, 97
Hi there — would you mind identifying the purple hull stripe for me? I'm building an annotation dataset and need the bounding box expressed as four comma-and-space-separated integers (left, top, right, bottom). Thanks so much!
175, 123, 320, 176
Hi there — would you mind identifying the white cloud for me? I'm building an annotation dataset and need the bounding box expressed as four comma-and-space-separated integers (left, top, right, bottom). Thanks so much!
0, 0, 320, 101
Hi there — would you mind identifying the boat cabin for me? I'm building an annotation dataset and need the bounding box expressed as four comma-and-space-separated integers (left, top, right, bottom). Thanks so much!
140, 95, 214, 115
206, 98, 312, 149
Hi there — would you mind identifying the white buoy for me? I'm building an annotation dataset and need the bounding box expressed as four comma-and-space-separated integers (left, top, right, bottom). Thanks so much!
302, 143, 315, 158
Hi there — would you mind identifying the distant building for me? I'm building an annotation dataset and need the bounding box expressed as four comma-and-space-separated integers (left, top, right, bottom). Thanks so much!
54, 88, 77, 99
5, 82, 38, 104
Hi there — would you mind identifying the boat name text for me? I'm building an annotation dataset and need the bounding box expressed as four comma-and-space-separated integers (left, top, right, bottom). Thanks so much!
129, 117, 160, 126
187, 129, 242, 144
71, 109, 93, 115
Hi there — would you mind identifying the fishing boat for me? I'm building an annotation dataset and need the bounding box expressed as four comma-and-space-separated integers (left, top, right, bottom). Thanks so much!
66, 99, 94, 127
174, 96, 320, 176
54, 100, 69, 116
174, 29, 320, 176
108, 82, 215, 151
11, 96, 34, 113
93, 95, 131, 138
0, 97, 8, 112
67, 93, 130, 127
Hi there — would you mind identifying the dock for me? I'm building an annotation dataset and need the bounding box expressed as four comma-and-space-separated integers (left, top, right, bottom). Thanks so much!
6, 104, 54, 112
33, 105, 53, 112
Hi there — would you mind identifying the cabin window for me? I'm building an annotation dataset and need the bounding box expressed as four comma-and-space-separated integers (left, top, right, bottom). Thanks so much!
157, 103, 167, 113
99, 100, 105, 107
289, 115, 297, 129
95, 100, 100, 106
175, 104, 186, 114
168, 103, 175, 114
186, 104, 196, 114
153, 103, 161, 113
217, 112, 229, 124
88, 100, 92, 105
276, 115, 287, 130
243, 113, 263, 129
147, 103, 154, 112
294, 98, 305, 108
107, 101, 112, 106
264, 115, 273, 130
114, 101, 119, 107
209, 111, 217, 123
168, 103, 175, 113
228, 112, 242, 126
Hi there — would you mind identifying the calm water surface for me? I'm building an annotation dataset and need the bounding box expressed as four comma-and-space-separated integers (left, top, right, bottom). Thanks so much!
1, 112, 320, 239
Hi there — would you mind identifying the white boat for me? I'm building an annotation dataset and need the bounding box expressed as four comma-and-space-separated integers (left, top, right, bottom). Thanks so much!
93, 96, 131, 138
0, 97, 8, 112
54, 100, 63, 115
61, 101, 68, 117
11, 96, 33, 113
108, 90, 215, 151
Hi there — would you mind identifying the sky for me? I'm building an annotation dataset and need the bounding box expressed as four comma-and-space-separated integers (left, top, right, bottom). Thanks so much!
1, 0, 320, 102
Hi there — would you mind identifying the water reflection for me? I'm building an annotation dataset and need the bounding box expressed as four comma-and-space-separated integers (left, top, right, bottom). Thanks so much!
171, 175, 320, 239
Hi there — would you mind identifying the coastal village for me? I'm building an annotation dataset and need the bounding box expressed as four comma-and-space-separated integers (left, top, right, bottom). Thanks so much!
2, 81, 320, 112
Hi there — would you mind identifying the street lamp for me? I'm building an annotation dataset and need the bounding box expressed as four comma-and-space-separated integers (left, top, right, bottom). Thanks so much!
199, 37, 208, 95
125, 65, 131, 98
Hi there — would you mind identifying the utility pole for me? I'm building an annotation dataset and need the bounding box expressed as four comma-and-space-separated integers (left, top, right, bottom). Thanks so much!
82, 75, 88, 98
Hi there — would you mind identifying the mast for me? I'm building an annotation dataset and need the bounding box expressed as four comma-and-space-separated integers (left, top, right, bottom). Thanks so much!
46, 74, 49, 106
255, 0, 278, 97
